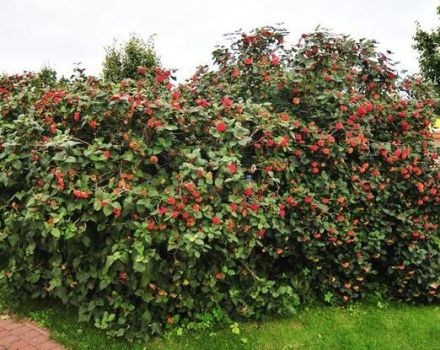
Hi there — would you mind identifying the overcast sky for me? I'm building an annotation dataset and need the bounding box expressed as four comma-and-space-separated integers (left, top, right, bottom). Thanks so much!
1, 0, 439, 80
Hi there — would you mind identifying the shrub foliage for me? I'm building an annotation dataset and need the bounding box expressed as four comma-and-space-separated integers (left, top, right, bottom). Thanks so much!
0, 27, 439, 339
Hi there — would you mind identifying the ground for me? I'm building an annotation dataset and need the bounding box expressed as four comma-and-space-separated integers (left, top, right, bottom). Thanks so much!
0, 315, 63, 350
1, 293, 439, 350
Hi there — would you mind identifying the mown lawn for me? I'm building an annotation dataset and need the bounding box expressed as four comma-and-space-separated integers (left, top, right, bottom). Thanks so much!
1, 292, 439, 350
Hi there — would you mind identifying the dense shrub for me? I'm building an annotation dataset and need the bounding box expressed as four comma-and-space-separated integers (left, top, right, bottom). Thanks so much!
0, 27, 439, 340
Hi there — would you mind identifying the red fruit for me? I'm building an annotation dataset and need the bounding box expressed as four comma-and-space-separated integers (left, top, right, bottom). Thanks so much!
212, 217, 221, 225
258, 229, 266, 237
243, 188, 253, 196
50, 123, 57, 134
89, 121, 97, 129
74, 111, 80, 122
250, 204, 259, 211
227, 163, 237, 173
244, 58, 253, 65
322, 148, 330, 155
158, 207, 167, 214
177, 202, 185, 210
73, 190, 90, 199
292, 97, 300, 105
215, 272, 224, 280
286, 197, 297, 206
167, 197, 176, 206
271, 54, 280, 65
221, 97, 233, 108
335, 122, 343, 130
137, 66, 147, 75
150, 155, 159, 164
216, 122, 227, 133
304, 196, 312, 204
357, 105, 367, 116
232, 68, 239, 78
101, 200, 108, 207
118, 271, 128, 281
104, 150, 110, 159
230, 203, 238, 212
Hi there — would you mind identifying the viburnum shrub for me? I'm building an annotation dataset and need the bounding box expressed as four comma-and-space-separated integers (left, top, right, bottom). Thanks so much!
0, 27, 439, 340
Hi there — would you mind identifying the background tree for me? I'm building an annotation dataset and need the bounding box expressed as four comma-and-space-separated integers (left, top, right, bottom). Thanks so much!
414, 6, 440, 127
38, 65, 58, 86
102, 34, 160, 82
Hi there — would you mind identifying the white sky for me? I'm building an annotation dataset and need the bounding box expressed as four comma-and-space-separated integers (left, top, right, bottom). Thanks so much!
1, 0, 440, 80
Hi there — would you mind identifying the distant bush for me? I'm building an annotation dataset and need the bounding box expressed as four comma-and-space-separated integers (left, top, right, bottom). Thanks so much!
0, 27, 439, 340
102, 34, 160, 83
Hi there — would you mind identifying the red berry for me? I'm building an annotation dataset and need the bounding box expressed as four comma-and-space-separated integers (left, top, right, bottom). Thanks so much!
137, 66, 147, 75
216, 122, 227, 133
227, 163, 237, 173
258, 229, 266, 237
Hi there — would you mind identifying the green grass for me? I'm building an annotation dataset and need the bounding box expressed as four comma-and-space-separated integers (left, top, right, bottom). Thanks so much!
1, 293, 439, 350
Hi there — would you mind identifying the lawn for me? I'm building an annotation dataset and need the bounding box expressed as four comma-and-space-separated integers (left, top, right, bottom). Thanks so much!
1, 292, 439, 350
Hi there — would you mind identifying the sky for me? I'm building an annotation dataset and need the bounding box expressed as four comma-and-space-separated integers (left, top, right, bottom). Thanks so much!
1, 0, 440, 81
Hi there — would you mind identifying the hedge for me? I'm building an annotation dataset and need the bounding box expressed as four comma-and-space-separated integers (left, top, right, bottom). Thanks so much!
0, 27, 439, 340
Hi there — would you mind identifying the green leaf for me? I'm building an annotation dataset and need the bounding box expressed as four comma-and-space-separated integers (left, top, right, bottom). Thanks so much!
51, 228, 61, 238
94, 201, 102, 211
122, 151, 133, 162
12, 160, 22, 170
65, 156, 77, 163
103, 205, 113, 216
141, 309, 152, 324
